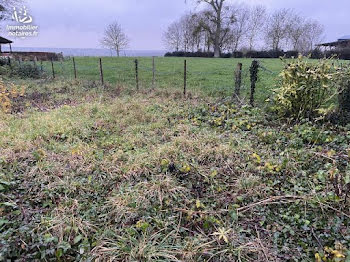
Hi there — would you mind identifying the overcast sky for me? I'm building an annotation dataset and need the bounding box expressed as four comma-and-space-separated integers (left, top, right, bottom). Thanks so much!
3, 0, 349, 50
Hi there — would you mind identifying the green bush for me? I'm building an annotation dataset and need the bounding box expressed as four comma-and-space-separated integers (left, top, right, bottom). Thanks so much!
11, 64, 41, 79
273, 56, 338, 120
0, 65, 11, 76
338, 66, 350, 112
0, 58, 9, 66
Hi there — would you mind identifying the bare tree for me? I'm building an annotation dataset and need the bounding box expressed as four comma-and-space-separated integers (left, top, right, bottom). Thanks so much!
265, 8, 292, 51
163, 21, 183, 51
180, 13, 197, 52
247, 5, 266, 51
0, 0, 23, 30
187, 13, 203, 52
196, 0, 234, 57
287, 13, 306, 51
0, 0, 22, 20
170, 3, 324, 54
101, 22, 130, 57
163, 13, 204, 52
303, 20, 324, 51
229, 5, 250, 52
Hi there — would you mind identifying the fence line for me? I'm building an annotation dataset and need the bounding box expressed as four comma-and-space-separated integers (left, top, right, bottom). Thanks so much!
7, 56, 280, 104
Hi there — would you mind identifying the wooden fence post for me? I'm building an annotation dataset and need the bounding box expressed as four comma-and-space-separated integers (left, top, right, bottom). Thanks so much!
51, 58, 55, 79
234, 62, 242, 98
40, 60, 43, 72
249, 60, 259, 106
184, 59, 187, 96
135, 59, 139, 90
73, 57, 77, 79
152, 56, 155, 89
99, 58, 104, 85
33, 57, 37, 67
7, 57, 11, 67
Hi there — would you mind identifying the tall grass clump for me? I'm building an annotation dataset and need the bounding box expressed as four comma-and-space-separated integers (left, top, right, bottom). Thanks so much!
273, 56, 337, 120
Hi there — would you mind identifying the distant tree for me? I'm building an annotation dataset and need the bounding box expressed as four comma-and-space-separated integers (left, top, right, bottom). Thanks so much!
285, 14, 324, 52
196, 0, 234, 57
190, 13, 205, 51
303, 20, 324, 51
196, 9, 216, 52
287, 13, 306, 51
0, 0, 23, 24
0, 0, 19, 21
180, 13, 197, 52
163, 13, 201, 52
265, 8, 292, 51
101, 22, 130, 57
229, 5, 250, 52
163, 21, 183, 51
247, 5, 266, 51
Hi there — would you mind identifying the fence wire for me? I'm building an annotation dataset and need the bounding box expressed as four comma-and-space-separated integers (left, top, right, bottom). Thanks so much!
31, 57, 280, 103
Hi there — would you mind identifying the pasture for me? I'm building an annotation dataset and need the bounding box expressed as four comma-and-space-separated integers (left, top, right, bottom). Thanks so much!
40, 57, 283, 102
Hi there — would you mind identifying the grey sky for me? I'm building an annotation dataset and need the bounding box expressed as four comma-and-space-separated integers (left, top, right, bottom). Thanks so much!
4, 0, 349, 50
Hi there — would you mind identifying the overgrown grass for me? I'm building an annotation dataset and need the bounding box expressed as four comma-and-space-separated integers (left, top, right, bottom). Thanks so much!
0, 77, 349, 261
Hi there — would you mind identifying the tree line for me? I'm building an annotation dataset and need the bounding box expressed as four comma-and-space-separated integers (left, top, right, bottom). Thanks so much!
163, 1, 324, 57
0, 0, 325, 59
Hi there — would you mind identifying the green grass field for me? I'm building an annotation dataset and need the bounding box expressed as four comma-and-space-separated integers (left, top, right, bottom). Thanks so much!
40, 57, 282, 102
1, 58, 350, 261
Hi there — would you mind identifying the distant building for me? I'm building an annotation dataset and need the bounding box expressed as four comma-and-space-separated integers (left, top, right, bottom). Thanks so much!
0, 36, 62, 61
0, 36, 13, 53
318, 36, 350, 50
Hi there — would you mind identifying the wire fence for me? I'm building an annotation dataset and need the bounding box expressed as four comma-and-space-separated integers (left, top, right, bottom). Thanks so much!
10, 56, 281, 105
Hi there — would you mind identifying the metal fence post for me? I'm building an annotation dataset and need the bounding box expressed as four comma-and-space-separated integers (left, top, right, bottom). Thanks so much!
73, 57, 77, 79
152, 56, 156, 89
135, 59, 139, 90
184, 59, 187, 96
51, 58, 55, 79
99, 58, 104, 85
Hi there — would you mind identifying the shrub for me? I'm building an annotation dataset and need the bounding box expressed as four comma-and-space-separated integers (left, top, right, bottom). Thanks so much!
0, 58, 9, 66
245, 50, 258, 58
164, 51, 214, 58
246, 50, 285, 59
164, 51, 243, 58
0, 65, 11, 76
0, 79, 25, 113
325, 49, 350, 60
230, 52, 243, 58
284, 50, 299, 58
273, 56, 337, 120
11, 64, 41, 79
310, 49, 324, 59
220, 53, 231, 58
338, 66, 350, 112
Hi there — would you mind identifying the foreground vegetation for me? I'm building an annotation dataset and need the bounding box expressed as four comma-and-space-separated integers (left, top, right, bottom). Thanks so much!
0, 69, 349, 261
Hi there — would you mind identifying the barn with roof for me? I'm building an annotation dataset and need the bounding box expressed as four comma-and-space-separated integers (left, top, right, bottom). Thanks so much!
0, 36, 63, 61
0, 36, 13, 53
318, 35, 350, 50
